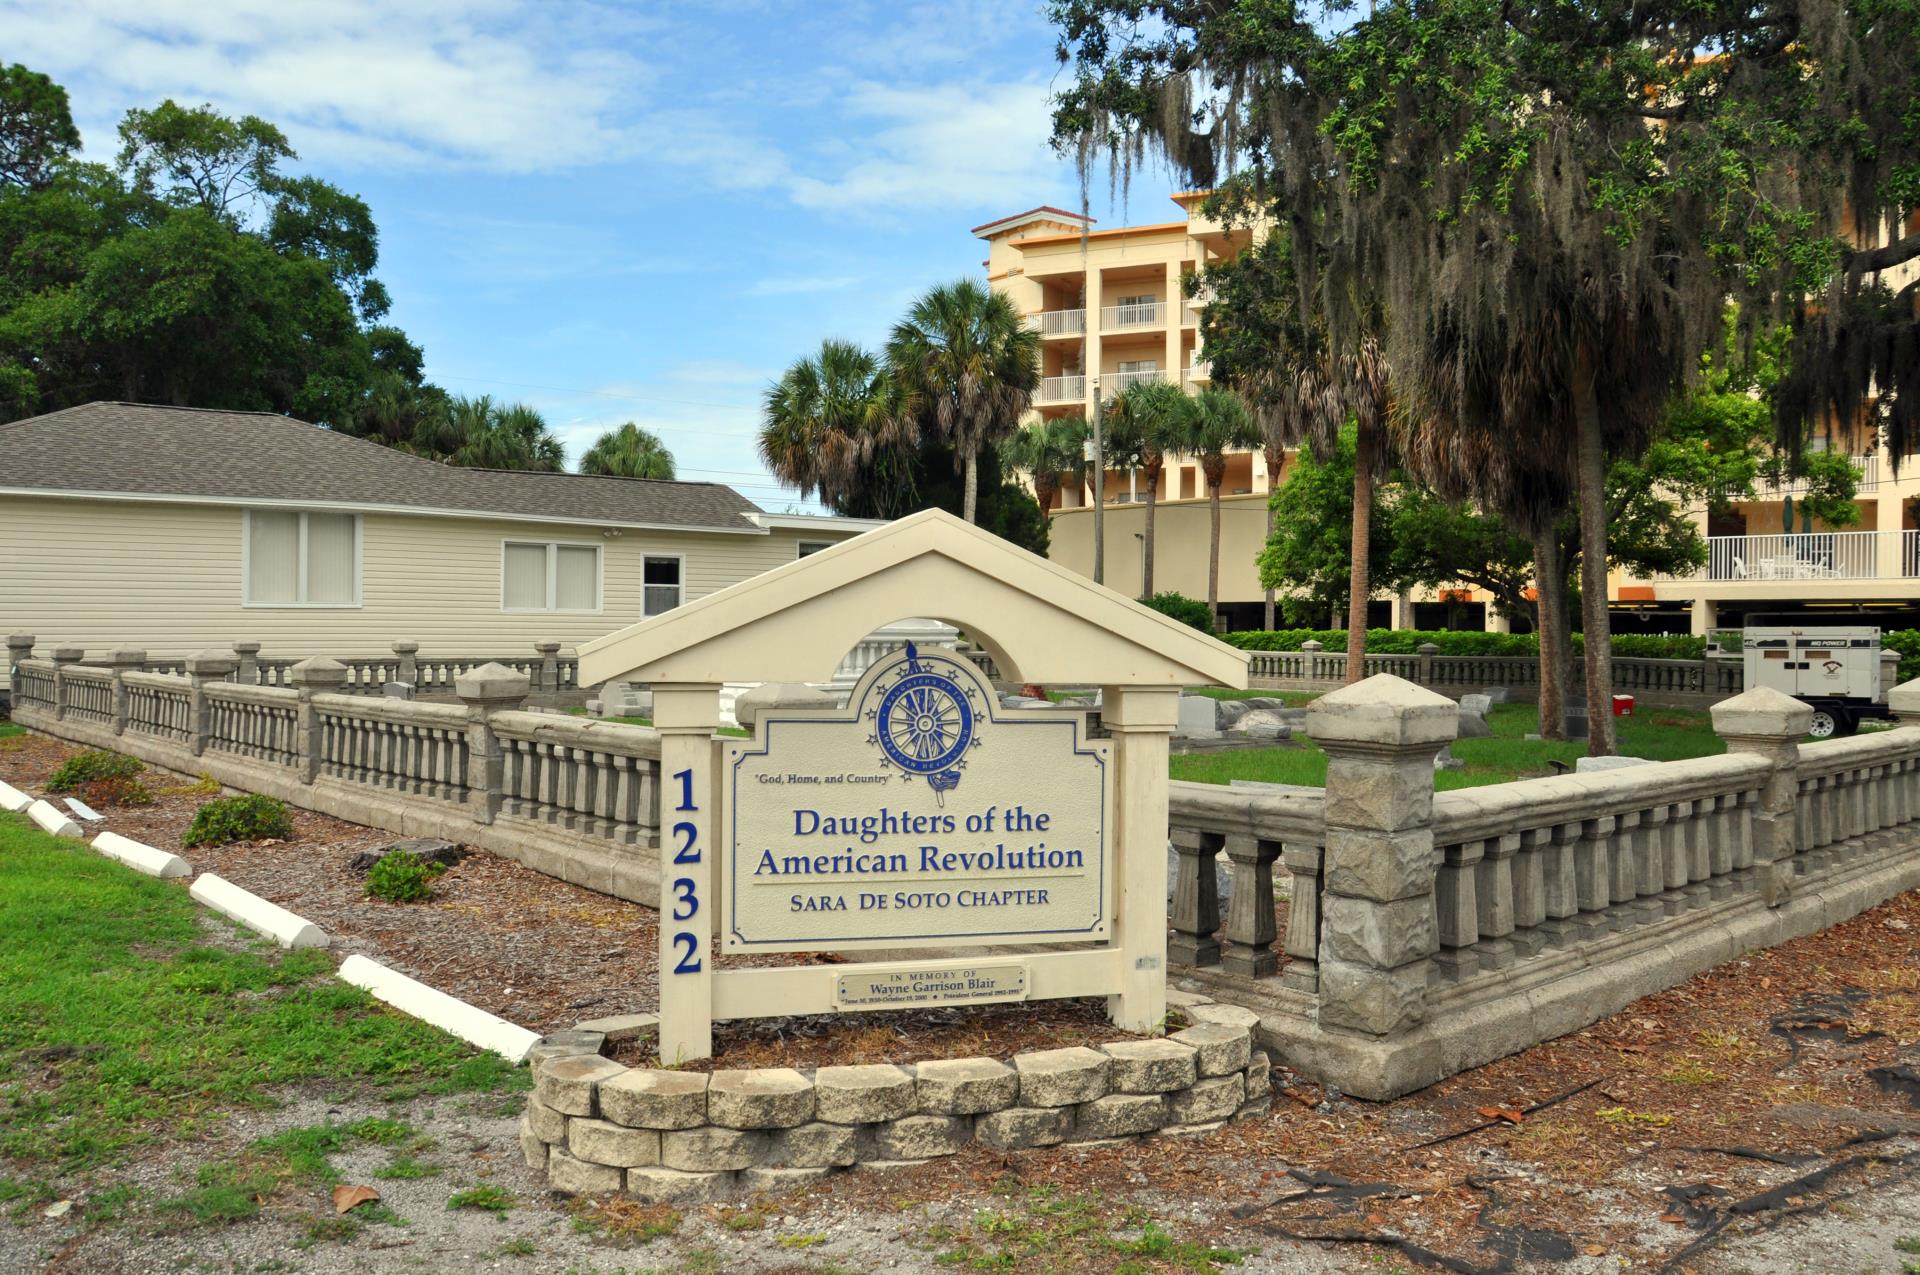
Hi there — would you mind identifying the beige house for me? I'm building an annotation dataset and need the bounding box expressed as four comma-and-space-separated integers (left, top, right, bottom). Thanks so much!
0, 402, 881, 658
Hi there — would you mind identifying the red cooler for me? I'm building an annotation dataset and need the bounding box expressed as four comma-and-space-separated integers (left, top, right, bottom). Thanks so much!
1612, 694, 1634, 717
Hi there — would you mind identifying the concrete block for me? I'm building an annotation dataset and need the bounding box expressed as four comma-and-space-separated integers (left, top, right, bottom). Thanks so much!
975, 1106, 1073, 1150
1013, 1047, 1111, 1107
1246, 1050, 1272, 1102
525, 1098, 568, 1144
624, 1165, 735, 1204
814, 1064, 916, 1124
1073, 1093, 1167, 1139
193, 873, 329, 950
1307, 675, 1459, 748
574, 1012, 659, 1043
533, 1054, 629, 1116
26, 798, 83, 839
762, 1121, 859, 1168
527, 1030, 606, 1070
1322, 894, 1438, 968
1183, 1002, 1261, 1032
708, 1068, 815, 1129
1168, 1024, 1252, 1077
91, 830, 190, 878
1316, 958, 1429, 1037
0, 779, 31, 813
1167, 1074, 1245, 1124
1712, 686, 1814, 738
865, 1114, 972, 1160
518, 1120, 548, 1171
739, 1165, 832, 1194
915, 1056, 1020, 1114
546, 1146, 623, 1196
1099, 1039, 1198, 1094
661, 1126, 768, 1172
337, 952, 537, 1062
598, 1067, 708, 1130
734, 682, 835, 729
568, 1118, 661, 1167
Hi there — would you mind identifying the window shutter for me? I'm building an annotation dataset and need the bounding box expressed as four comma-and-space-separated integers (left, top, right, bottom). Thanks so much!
503, 543, 549, 610
554, 546, 598, 610
305, 514, 357, 604
247, 512, 299, 604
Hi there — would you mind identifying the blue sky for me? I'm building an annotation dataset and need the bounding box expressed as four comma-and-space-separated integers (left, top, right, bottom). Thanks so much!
6, 0, 1183, 512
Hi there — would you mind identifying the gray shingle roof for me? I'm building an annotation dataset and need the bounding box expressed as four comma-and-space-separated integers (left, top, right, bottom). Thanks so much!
0, 402, 764, 532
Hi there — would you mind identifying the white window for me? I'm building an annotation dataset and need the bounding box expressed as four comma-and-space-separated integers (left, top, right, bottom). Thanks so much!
643, 555, 683, 616
502, 541, 601, 613
796, 541, 832, 559
245, 510, 360, 607
1118, 359, 1159, 373
1115, 293, 1158, 323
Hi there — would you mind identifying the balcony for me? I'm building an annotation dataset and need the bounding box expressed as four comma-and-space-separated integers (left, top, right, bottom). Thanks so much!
1102, 368, 1167, 394
1182, 300, 1202, 326
1101, 301, 1161, 330
1649, 531, 1920, 582
1725, 454, 1881, 498
1025, 308, 1086, 337
1036, 374, 1086, 405
1184, 359, 1211, 386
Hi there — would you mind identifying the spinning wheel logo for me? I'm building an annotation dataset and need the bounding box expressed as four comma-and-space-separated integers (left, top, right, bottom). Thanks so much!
867, 642, 979, 806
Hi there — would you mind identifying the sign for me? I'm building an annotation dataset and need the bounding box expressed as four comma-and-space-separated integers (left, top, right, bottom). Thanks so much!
834, 961, 1029, 1009
722, 644, 1109, 952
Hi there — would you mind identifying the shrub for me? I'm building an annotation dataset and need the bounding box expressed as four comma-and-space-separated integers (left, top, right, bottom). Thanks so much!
1886, 630, 1920, 684
1219, 628, 1707, 661
76, 775, 153, 808
366, 851, 445, 904
183, 794, 294, 848
1139, 591, 1216, 633
47, 749, 143, 793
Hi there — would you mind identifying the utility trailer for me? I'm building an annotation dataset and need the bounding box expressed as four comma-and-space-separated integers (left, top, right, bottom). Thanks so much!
1742, 616, 1894, 738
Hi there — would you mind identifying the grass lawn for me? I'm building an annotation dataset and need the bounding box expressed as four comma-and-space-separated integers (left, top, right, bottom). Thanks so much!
1171, 702, 1726, 790
0, 812, 525, 1187
0, 721, 23, 740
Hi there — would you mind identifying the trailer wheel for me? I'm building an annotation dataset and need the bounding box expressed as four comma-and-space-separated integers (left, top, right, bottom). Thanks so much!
1807, 706, 1854, 739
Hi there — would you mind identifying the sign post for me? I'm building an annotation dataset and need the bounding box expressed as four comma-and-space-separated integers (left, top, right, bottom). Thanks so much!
652, 683, 720, 1064
1102, 685, 1179, 1031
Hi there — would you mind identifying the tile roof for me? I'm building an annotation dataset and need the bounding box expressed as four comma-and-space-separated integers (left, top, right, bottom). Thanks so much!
0, 402, 765, 532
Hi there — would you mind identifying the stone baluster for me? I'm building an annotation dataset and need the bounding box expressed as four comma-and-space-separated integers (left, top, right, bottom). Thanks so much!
535, 641, 562, 696
1703, 795, 1736, 899
1416, 642, 1438, 688
1301, 639, 1323, 681
107, 649, 145, 736
6, 634, 31, 699
1571, 816, 1615, 940
232, 641, 261, 686
1432, 839, 1483, 980
456, 664, 530, 826
1306, 674, 1456, 1039
392, 641, 420, 688
290, 658, 349, 782
1167, 828, 1223, 967
1472, 835, 1519, 968
50, 647, 83, 720
1221, 833, 1282, 977
1712, 686, 1812, 907
1508, 827, 1550, 955
1280, 842, 1324, 992
184, 650, 237, 758
1538, 822, 1579, 948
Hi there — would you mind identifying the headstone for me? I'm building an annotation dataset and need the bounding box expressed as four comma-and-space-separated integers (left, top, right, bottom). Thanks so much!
1433, 744, 1465, 771
1574, 754, 1655, 773
1175, 695, 1222, 738
1458, 693, 1492, 718
1215, 699, 1254, 727
1233, 708, 1291, 739
734, 681, 836, 730
1563, 693, 1590, 740
1456, 711, 1492, 739
382, 681, 414, 700
1482, 687, 1511, 705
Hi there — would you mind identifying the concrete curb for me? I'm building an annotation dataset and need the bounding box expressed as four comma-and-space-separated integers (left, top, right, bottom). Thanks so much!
189, 873, 329, 949
91, 830, 192, 879
0, 778, 31, 813
26, 798, 84, 839
338, 954, 540, 1064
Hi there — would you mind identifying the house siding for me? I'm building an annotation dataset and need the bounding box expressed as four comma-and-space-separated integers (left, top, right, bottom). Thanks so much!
1, 495, 857, 659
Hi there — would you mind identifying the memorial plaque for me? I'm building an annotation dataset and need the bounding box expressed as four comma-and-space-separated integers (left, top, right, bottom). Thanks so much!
833, 961, 1029, 1009
722, 644, 1110, 952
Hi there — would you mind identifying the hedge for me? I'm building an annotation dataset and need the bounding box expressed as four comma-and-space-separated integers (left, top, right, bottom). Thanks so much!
1219, 629, 1709, 660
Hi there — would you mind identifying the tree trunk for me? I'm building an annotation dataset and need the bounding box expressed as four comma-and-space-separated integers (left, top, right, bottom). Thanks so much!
1142, 460, 1159, 597
1263, 448, 1283, 630
1531, 523, 1566, 740
1208, 481, 1223, 628
1344, 422, 1377, 684
1035, 474, 1059, 516
1574, 346, 1617, 756
962, 447, 979, 525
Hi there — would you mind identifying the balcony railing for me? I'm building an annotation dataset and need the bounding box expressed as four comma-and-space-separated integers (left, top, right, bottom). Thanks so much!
1717, 455, 1880, 502
1026, 309, 1086, 337
1647, 531, 1916, 582
1101, 302, 1161, 329
1037, 374, 1086, 405
1184, 360, 1211, 385
1103, 369, 1166, 393
1182, 301, 1202, 326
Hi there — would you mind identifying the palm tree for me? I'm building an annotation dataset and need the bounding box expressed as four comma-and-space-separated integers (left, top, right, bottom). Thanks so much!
760, 339, 919, 517
1329, 339, 1392, 684
1104, 380, 1188, 598
886, 279, 1040, 524
581, 422, 675, 480
412, 395, 565, 471
1002, 415, 1088, 515
1164, 387, 1259, 625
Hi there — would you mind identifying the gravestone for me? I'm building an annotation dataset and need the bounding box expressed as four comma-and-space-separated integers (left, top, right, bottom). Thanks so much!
1176, 695, 1222, 738
1456, 711, 1492, 739
1482, 687, 1511, 705
1458, 693, 1493, 718
382, 681, 414, 700
1563, 693, 1590, 740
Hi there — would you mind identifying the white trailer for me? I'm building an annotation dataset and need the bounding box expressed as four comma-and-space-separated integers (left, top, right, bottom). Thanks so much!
1742, 618, 1893, 738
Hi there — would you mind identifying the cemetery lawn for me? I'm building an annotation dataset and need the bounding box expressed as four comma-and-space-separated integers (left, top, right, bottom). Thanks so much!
0, 811, 525, 1180
1171, 702, 1725, 790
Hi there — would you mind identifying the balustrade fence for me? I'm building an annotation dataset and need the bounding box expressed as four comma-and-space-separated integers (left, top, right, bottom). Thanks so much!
6, 639, 661, 904
1167, 676, 1920, 1098
49, 638, 580, 697
1244, 641, 1761, 702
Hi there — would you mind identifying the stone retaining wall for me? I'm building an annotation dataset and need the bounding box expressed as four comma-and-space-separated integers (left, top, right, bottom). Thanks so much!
517, 1001, 1272, 1203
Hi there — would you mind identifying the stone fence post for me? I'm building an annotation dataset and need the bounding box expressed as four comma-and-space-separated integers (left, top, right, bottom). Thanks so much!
1305, 674, 1457, 1038
1302, 639, 1323, 681
1711, 686, 1812, 907
456, 663, 530, 825
534, 641, 561, 696
392, 641, 419, 687
1416, 642, 1439, 687
108, 649, 145, 735
233, 641, 261, 686
1891, 678, 1920, 727
7, 634, 32, 697
50, 647, 83, 720
185, 649, 238, 757
289, 657, 349, 783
